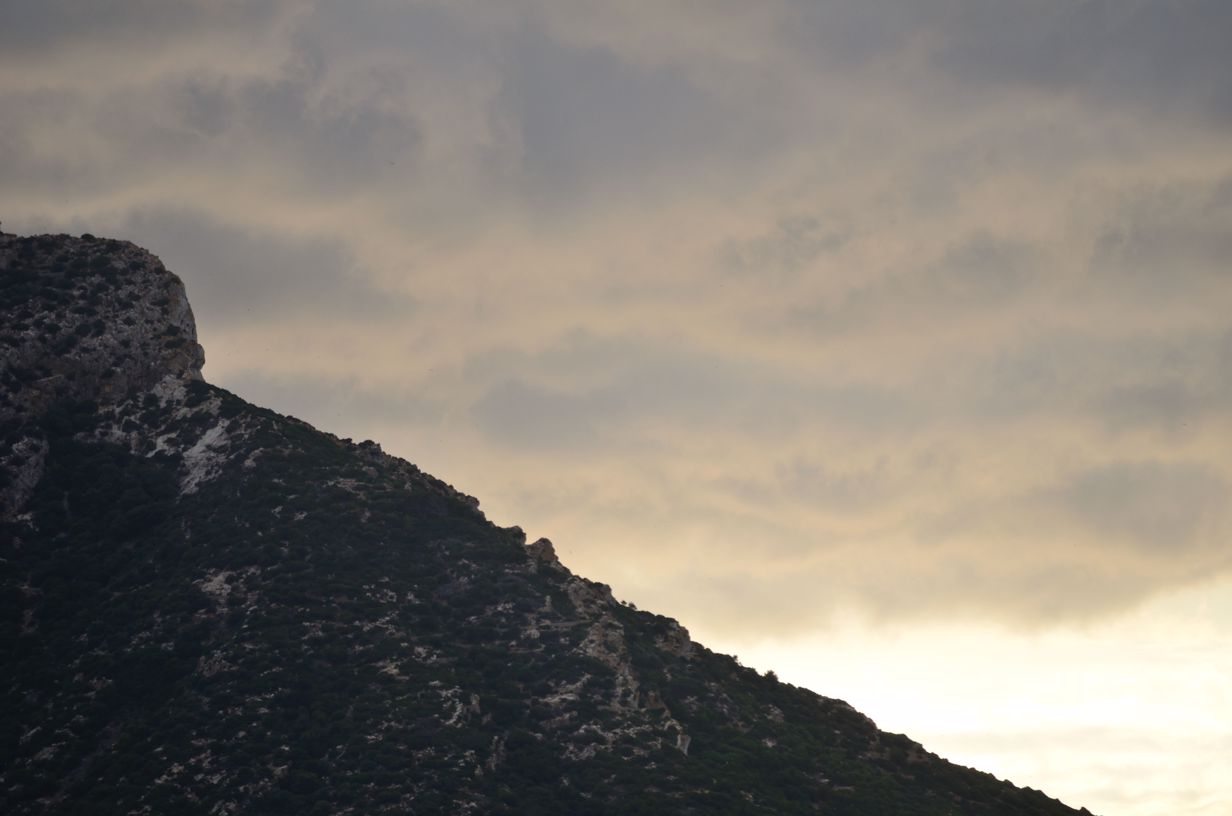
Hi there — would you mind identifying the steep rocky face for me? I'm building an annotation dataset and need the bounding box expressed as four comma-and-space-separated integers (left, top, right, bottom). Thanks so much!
1, 231, 203, 520
0, 231, 1092, 815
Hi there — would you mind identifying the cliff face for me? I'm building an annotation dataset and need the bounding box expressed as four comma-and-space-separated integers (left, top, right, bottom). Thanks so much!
0, 232, 203, 417
0, 231, 1091, 815
1, 231, 203, 520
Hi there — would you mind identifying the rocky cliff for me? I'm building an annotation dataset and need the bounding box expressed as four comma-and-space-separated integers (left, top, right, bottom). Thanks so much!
0, 230, 1092, 815
1, 231, 204, 520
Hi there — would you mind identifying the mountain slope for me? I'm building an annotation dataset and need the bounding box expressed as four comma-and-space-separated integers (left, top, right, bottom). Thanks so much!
1, 230, 1092, 815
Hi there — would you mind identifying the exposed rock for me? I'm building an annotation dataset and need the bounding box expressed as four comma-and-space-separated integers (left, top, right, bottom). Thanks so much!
0, 231, 203, 423
1, 230, 204, 519
526, 536, 561, 568
654, 619, 695, 659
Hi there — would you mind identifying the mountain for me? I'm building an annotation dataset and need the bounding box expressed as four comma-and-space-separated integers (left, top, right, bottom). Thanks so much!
1, 229, 1092, 815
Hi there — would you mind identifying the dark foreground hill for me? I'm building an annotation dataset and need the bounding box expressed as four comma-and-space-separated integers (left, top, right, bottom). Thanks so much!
0, 230, 1092, 815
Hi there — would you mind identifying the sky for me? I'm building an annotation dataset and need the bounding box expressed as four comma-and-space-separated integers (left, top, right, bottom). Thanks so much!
3, 1, 1231, 813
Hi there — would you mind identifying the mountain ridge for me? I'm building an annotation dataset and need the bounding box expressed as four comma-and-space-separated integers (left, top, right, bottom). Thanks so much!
1, 229, 1092, 815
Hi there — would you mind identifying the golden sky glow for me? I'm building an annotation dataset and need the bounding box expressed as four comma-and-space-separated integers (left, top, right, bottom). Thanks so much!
4, 3, 1231, 813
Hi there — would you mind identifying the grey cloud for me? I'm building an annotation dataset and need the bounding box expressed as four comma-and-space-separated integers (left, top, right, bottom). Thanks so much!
931, 1, 1232, 123
0, 1, 285, 56
859, 562, 1153, 626
469, 355, 747, 453
658, 569, 842, 636
780, 0, 1232, 123
961, 334, 1089, 422
716, 455, 907, 516
848, 542, 1226, 628
1047, 461, 1228, 555
272, 3, 752, 209
467, 332, 917, 451
219, 370, 440, 439
0, 3, 422, 202
471, 378, 617, 451
929, 233, 1036, 302
782, 232, 1037, 337
778, 2, 938, 70
291, 2, 490, 77
0, 91, 74, 191
966, 327, 1232, 427
237, 73, 423, 189
720, 215, 851, 283
882, 455, 1232, 627
490, 19, 753, 205
1093, 176, 1232, 296
178, 79, 234, 138
143, 52, 423, 192
769, 446, 959, 516
744, 565, 1093, 634
461, 329, 650, 386
1095, 381, 1196, 435
113, 209, 415, 327
639, 540, 1162, 635
777, 457, 894, 511
917, 458, 1229, 563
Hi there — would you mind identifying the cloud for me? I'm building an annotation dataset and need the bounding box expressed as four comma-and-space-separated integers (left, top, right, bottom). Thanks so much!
1093, 175, 1232, 296
490, 20, 735, 206
720, 215, 851, 283
116, 209, 414, 329
929, 1, 1232, 123
1096, 381, 1197, 436
779, 232, 1040, 339
220, 369, 440, 432
464, 330, 921, 455
0, 1, 285, 58
1048, 461, 1228, 555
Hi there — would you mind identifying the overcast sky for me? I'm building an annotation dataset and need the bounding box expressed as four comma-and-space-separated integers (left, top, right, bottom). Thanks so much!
4, 2, 1231, 813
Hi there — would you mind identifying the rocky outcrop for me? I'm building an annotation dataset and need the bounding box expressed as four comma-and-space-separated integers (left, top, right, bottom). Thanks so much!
1, 230, 204, 518
526, 536, 561, 567
0, 231, 204, 419
654, 618, 695, 659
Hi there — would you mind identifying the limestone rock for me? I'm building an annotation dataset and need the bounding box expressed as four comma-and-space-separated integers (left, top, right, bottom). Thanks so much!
1, 231, 205, 518
0, 230, 204, 426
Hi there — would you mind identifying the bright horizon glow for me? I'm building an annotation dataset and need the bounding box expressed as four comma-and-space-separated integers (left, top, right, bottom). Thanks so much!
723, 578, 1232, 816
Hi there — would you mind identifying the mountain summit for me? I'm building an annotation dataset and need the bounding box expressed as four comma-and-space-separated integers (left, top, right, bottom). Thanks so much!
1, 230, 1091, 814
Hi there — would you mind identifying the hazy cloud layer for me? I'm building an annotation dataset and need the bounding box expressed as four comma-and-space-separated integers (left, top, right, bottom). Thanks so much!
3, 0, 1230, 637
